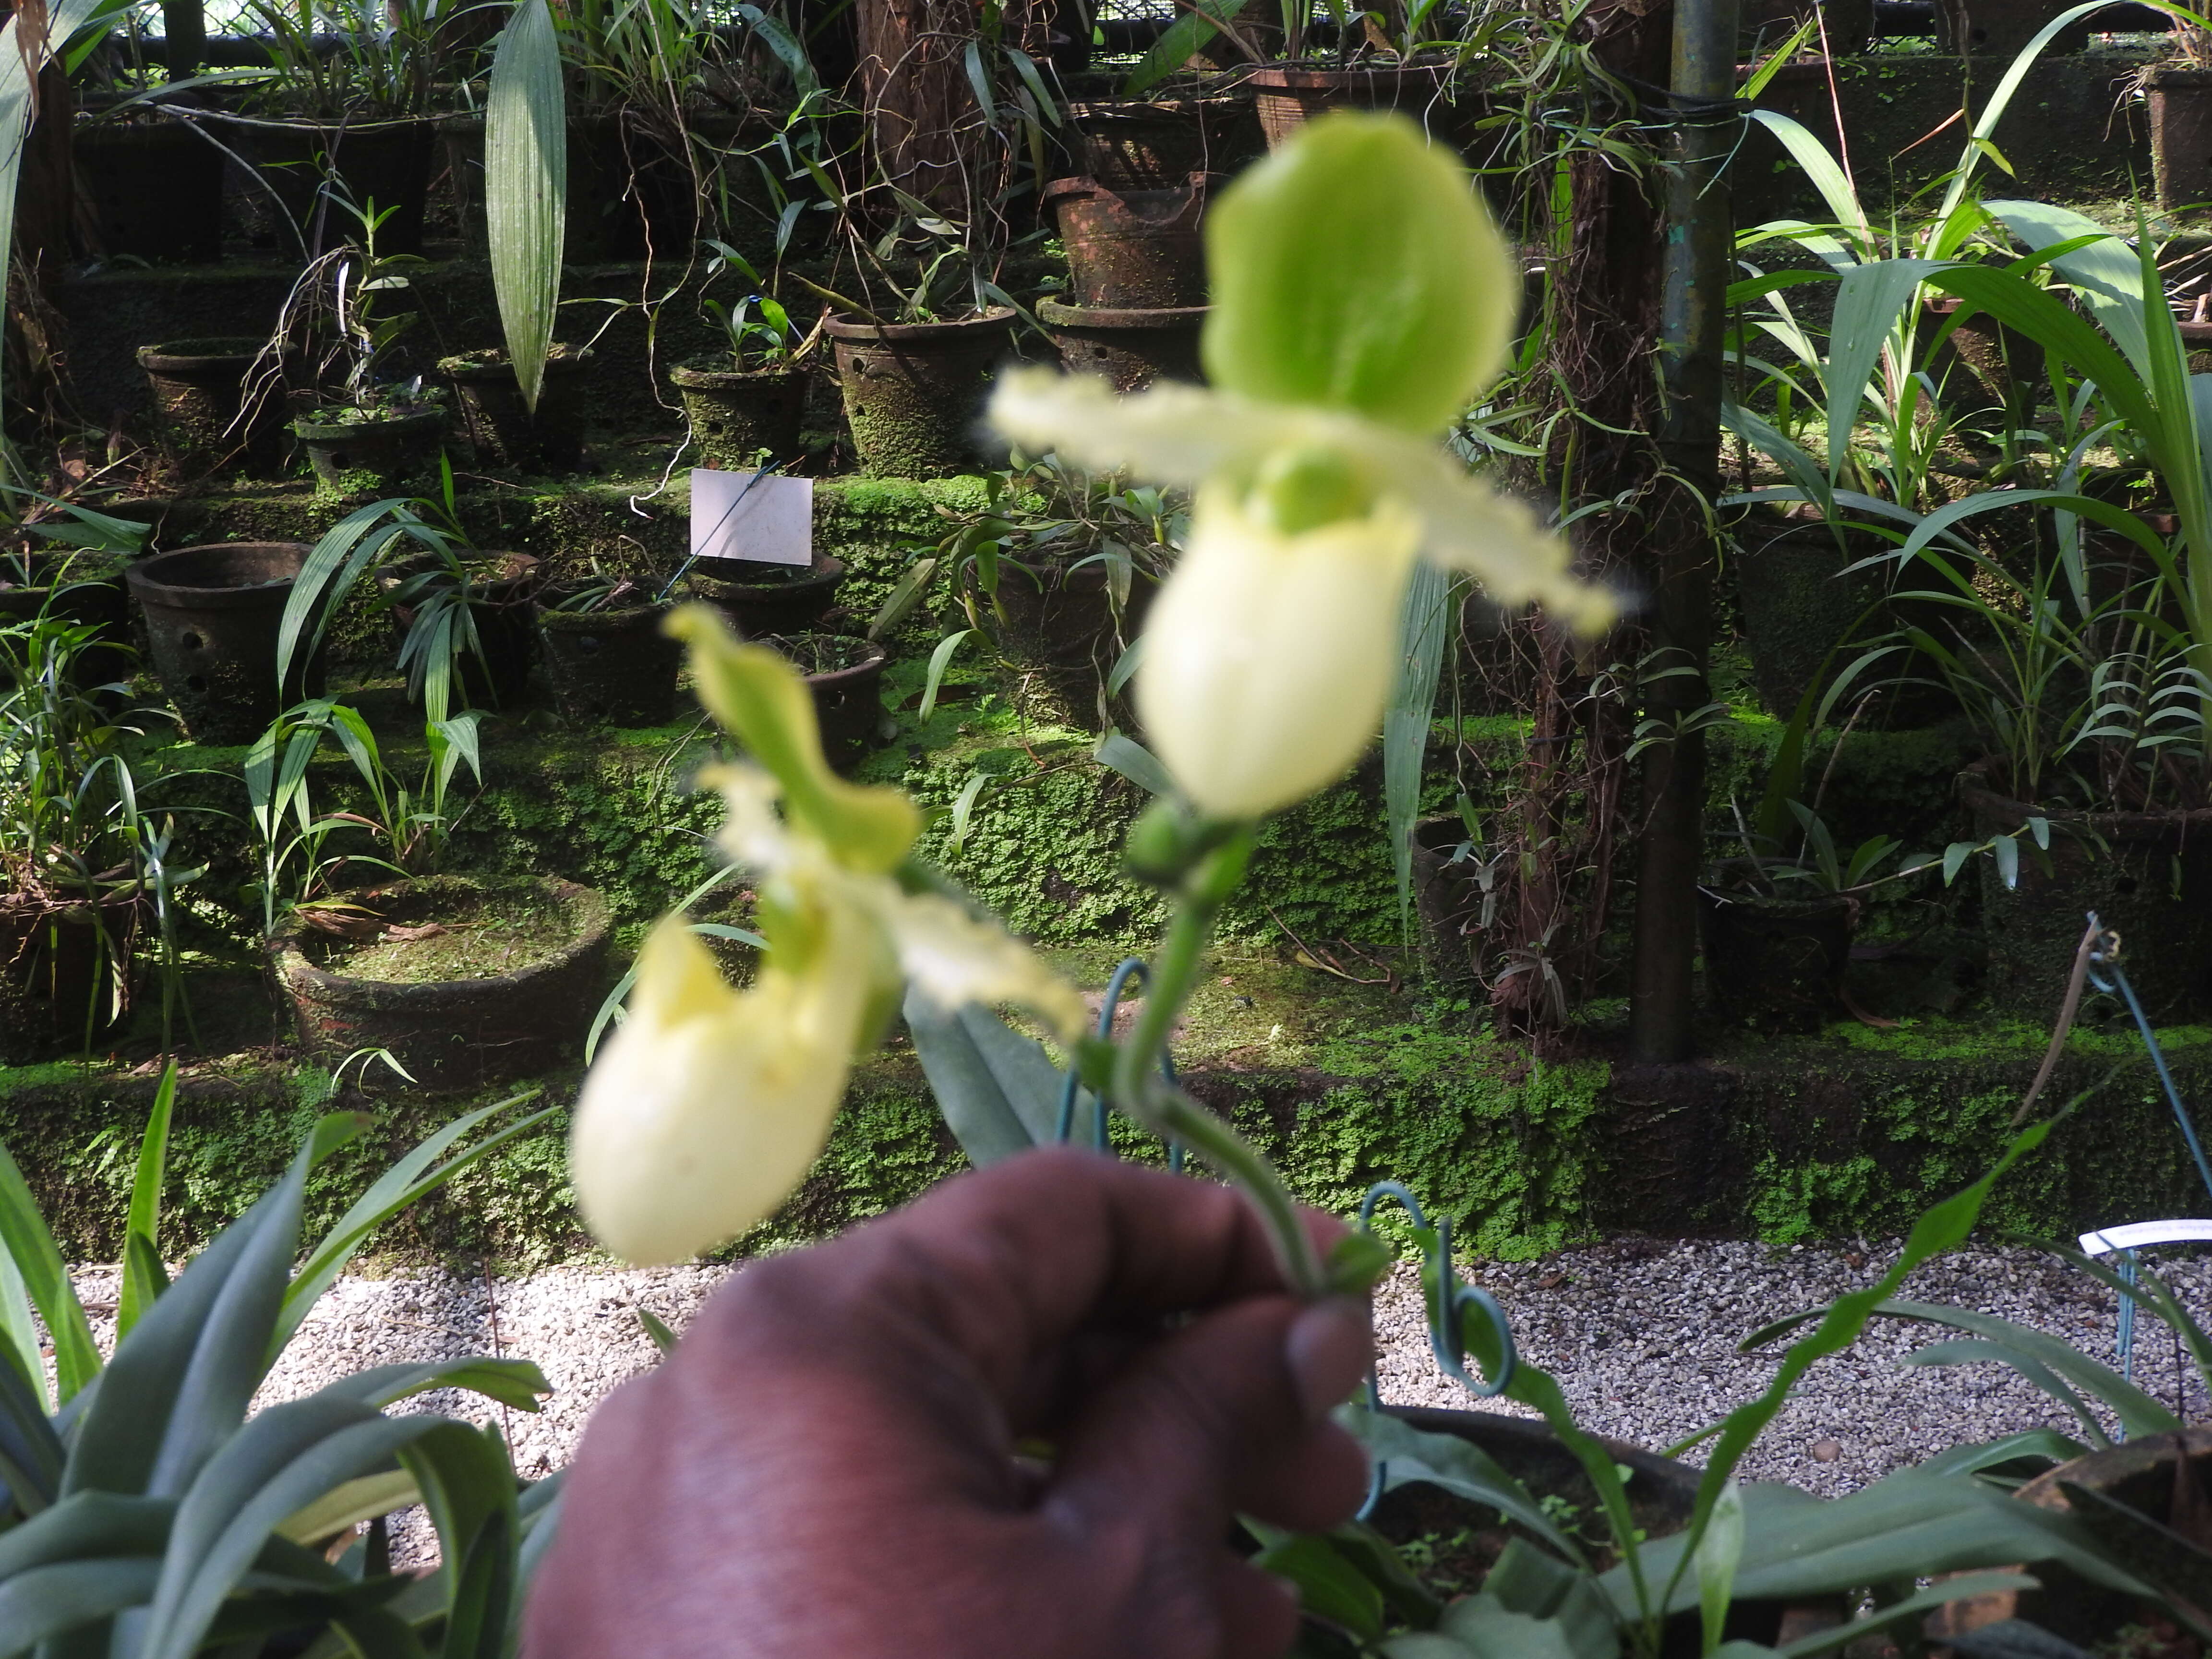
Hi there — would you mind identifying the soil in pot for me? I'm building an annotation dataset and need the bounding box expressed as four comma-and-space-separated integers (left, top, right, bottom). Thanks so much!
1045, 176, 1209, 310
125, 541, 321, 745
1962, 766, 2212, 1022
251, 120, 437, 255
293, 406, 449, 491
536, 588, 681, 728
74, 120, 225, 263
682, 556, 845, 639
271, 874, 612, 1091
138, 338, 290, 474
1698, 861, 1854, 1032
0, 892, 138, 1063
439, 346, 591, 471
827, 311, 1021, 479
1037, 301, 1206, 393
759, 632, 888, 770
669, 362, 809, 469
1062, 97, 1263, 190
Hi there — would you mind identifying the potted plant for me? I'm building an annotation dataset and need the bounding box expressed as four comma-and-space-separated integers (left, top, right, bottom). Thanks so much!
758, 630, 889, 769
814, 197, 1031, 478
536, 570, 683, 728
1060, 86, 1264, 191
237, 0, 442, 255
1036, 173, 1211, 391
135, 335, 294, 476
439, 341, 594, 471
280, 479, 544, 719
0, 499, 142, 692
278, 205, 449, 490
0, 612, 173, 1059
2148, 22, 2212, 215
670, 243, 815, 469
71, 92, 226, 264
251, 695, 613, 1089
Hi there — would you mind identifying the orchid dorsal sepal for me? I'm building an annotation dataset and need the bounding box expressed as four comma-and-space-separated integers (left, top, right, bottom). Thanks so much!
666, 603, 919, 874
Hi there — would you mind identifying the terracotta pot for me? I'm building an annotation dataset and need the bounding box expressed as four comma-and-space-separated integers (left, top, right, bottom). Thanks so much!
1036, 301, 1206, 392
668, 363, 809, 468
827, 310, 1021, 478
535, 592, 681, 728
0, 890, 141, 1062
760, 633, 888, 770
439, 348, 592, 471
269, 875, 613, 1092
137, 338, 289, 473
1044, 175, 1209, 309
682, 556, 845, 639
1961, 762, 2212, 1022
251, 119, 437, 255
1061, 97, 1263, 191
1698, 860, 1854, 1032
383, 551, 541, 711
2153, 69, 2212, 215
125, 541, 320, 745
292, 408, 448, 490
1249, 63, 1466, 149
74, 120, 224, 263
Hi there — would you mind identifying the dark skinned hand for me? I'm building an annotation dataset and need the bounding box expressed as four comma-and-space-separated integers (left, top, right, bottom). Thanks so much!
523, 1146, 1374, 1659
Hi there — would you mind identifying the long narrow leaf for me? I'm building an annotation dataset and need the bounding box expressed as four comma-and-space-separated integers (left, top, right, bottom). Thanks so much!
487, 0, 567, 412
1386, 564, 1452, 941
118, 1064, 178, 1342
0, 1138, 99, 1403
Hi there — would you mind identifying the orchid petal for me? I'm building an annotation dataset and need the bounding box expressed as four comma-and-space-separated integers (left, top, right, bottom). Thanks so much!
880, 887, 1088, 1043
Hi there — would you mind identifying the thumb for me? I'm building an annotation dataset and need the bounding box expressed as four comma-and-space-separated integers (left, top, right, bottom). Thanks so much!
1046, 1295, 1372, 1540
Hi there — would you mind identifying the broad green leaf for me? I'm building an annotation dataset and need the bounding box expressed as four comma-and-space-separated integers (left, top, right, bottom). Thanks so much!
276, 1470, 420, 1545
902, 992, 1071, 1163
0, 1558, 163, 1658
1203, 112, 1518, 433
1254, 1531, 1386, 1642
0, 1137, 100, 1403
1342, 1404, 1587, 1565
1823, 260, 1946, 479
1094, 733, 1174, 796
1986, 201, 2149, 379
1121, 0, 1251, 96
119, 1064, 178, 1341
487, 0, 567, 412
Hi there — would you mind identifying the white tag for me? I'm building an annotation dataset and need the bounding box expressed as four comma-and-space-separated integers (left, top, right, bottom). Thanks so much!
689, 469, 814, 567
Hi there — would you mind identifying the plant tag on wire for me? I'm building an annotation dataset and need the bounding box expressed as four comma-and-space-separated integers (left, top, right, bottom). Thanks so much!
690, 469, 814, 567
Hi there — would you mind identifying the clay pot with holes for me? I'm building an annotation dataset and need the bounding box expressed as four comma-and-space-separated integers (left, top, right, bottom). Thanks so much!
1961, 761, 2212, 1022
759, 632, 888, 771
1045, 175, 1210, 310
1037, 301, 1206, 392
125, 542, 321, 745
828, 311, 1020, 478
292, 408, 448, 491
668, 363, 809, 468
2153, 69, 2212, 216
138, 338, 290, 474
439, 347, 592, 471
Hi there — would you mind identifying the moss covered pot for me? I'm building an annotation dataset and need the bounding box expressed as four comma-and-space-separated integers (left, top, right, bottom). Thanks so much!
1697, 863, 1854, 1033
681, 555, 845, 638
292, 407, 447, 491
827, 310, 1019, 479
439, 347, 592, 471
1962, 765, 2212, 1022
124, 541, 320, 745
759, 631, 887, 771
535, 591, 681, 728
668, 362, 808, 469
136, 337, 287, 473
269, 874, 613, 1092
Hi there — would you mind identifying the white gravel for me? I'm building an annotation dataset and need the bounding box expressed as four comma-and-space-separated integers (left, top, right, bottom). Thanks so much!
57, 1237, 2205, 1559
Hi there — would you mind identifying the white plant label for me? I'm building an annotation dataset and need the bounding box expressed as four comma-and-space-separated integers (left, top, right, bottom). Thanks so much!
690, 469, 814, 567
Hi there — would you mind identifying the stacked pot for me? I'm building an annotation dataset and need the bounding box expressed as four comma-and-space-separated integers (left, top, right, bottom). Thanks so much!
1041, 171, 1212, 393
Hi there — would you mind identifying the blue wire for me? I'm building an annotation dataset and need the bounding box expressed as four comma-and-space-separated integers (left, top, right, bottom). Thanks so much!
1055, 956, 1181, 1168
1353, 1182, 1520, 1520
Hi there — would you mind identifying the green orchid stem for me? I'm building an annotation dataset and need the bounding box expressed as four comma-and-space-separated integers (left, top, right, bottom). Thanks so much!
1111, 883, 1328, 1301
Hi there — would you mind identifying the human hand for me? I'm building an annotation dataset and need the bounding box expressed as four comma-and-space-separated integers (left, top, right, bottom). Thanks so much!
523, 1146, 1373, 1659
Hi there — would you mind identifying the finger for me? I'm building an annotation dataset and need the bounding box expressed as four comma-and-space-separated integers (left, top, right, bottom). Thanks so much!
1046, 1294, 1372, 1543
692, 1147, 1351, 1415
1216, 1553, 1302, 1659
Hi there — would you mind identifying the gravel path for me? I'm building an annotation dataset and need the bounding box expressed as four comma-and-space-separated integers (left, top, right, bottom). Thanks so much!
60, 1237, 2205, 1559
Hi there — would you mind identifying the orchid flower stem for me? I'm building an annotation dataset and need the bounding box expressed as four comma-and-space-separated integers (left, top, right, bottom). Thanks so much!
1112, 889, 1328, 1300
